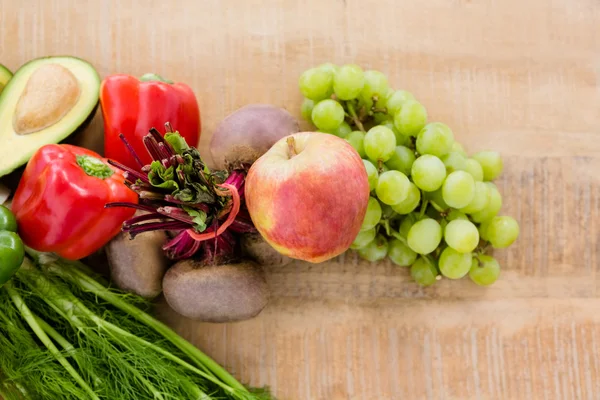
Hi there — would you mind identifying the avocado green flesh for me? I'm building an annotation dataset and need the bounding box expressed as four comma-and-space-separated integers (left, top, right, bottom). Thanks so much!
0, 56, 100, 177
0, 64, 12, 94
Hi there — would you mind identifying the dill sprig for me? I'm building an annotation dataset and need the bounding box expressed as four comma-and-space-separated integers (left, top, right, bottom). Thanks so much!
0, 255, 274, 400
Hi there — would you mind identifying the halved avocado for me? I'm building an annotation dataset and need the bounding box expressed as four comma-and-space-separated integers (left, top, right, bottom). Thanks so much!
0, 56, 100, 177
0, 64, 12, 93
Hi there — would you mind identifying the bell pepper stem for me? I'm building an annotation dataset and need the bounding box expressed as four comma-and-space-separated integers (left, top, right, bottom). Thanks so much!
76, 155, 114, 179
140, 73, 174, 84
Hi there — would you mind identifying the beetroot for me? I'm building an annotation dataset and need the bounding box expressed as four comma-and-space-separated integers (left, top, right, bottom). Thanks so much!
209, 104, 299, 170
162, 258, 269, 322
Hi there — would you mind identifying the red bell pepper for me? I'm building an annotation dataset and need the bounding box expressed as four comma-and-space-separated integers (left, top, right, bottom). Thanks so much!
100, 73, 201, 170
11, 144, 138, 260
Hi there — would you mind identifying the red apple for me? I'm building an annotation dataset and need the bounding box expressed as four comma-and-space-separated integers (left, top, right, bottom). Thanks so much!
245, 132, 370, 263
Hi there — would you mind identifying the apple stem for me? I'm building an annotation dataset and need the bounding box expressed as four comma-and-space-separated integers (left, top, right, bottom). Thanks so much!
287, 136, 297, 159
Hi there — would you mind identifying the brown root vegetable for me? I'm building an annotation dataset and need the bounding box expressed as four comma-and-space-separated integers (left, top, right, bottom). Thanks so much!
162, 259, 269, 322
240, 233, 292, 267
209, 104, 299, 169
106, 229, 170, 299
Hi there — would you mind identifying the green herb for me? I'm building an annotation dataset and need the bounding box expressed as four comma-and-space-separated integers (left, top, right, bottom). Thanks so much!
0, 250, 272, 400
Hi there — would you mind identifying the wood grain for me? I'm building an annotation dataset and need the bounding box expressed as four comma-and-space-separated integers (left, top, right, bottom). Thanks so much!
2, 0, 600, 399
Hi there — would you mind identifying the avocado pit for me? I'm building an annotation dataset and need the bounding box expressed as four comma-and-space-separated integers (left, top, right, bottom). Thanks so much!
13, 64, 81, 135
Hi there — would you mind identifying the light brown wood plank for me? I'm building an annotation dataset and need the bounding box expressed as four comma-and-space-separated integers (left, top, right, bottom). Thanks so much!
2, 0, 600, 398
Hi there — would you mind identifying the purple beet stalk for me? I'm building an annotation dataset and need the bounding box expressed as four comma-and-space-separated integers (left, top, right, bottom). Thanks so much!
105, 123, 256, 261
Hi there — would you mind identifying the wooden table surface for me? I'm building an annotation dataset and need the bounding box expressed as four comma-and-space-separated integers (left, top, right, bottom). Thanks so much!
2, 1, 600, 399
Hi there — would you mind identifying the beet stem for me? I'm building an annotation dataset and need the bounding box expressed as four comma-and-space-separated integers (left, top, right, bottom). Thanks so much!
156, 207, 196, 225
118, 133, 145, 168
143, 135, 163, 161
123, 212, 168, 228
107, 159, 150, 184
105, 202, 156, 212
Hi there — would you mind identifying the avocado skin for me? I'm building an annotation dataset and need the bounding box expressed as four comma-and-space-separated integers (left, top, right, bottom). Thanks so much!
0, 64, 12, 92
0, 56, 101, 178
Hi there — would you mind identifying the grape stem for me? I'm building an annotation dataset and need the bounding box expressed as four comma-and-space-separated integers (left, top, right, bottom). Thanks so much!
418, 200, 429, 220
346, 101, 366, 132
390, 230, 408, 246
382, 220, 392, 236
475, 241, 491, 257
430, 201, 446, 213
422, 254, 439, 274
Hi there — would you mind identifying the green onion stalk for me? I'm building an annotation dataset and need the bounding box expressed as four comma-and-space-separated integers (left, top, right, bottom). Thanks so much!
0, 248, 272, 400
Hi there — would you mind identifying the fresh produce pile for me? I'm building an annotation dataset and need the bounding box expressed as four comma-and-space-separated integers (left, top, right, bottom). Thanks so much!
0, 206, 266, 399
0, 53, 520, 399
298, 63, 520, 286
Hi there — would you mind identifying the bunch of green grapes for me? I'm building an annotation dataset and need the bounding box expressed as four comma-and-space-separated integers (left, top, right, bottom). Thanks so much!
299, 63, 520, 287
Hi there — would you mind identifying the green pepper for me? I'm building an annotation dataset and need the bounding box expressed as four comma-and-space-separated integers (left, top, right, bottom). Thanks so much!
0, 205, 24, 286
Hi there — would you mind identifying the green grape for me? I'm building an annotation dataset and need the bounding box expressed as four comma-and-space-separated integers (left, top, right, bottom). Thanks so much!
364, 126, 397, 162
465, 158, 484, 182
394, 100, 427, 136
386, 90, 415, 116
439, 247, 472, 279
345, 131, 366, 158
478, 220, 491, 241
330, 121, 352, 138
358, 234, 389, 262
472, 151, 503, 181
350, 227, 377, 250
360, 70, 389, 100
444, 219, 479, 253
388, 238, 418, 266
447, 210, 468, 221
379, 163, 390, 173
410, 257, 438, 286
360, 196, 382, 231
407, 218, 442, 255
318, 62, 339, 75
441, 151, 467, 174
469, 255, 500, 286
358, 94, 374, 112
411, 154, 446, 192
374, 92, 389, 109
374, 87, 394, 109
301, 98, 315, 122
471, 183, 503, 223
382, 122, 408, 146
311, 99, 345, 131
363, 159, 379, 191
299, 67, 333, 101
398, 214, 417, 238
376, 170, 410, 205
487, 216, 520, 248
416, 122, 454, 158
460, 181, 490, 214
374, 113, 393, 124
428, 188, 449, 211
451, 141, 468, 157
442, 171, 475, 209
385, 146, 415, 175
333, 64, 365, 100
391, 183, 420, 214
